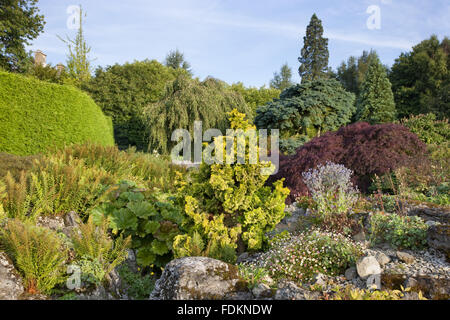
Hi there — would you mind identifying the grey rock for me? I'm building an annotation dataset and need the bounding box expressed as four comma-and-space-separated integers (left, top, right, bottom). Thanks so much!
252, 283, 272, 298
356, 256, 381, 279
404, 277, 418, 289
313, 273, 327, 287
0, 252, 24, 300
150, 257, 248, 300
397, 251, 415, 264
64, 211, 81, 228
36, 215, 65, 231
125, 249, 139, 273
353, 231, 366, 243
345, 267, 357, 281
427, 225, 450, 261
366, 274, 381, 290
375, 252, 391, 267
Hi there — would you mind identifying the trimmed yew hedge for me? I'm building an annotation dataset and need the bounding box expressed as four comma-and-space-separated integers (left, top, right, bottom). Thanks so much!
0, 71, 114, 156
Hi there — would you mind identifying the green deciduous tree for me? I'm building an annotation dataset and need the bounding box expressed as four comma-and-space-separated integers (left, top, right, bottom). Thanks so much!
337, 50, 380, 97
164, 49, 192, 75
298, 14, 329, 83
83, 60, 182, 150
356, 55, 396, 124
390, 35, 449, 119
0, 0, 45, 72
58, 6, 93, 87
144, 75, 252, 154
230, 82, 280, 115
270, 63, 294, 91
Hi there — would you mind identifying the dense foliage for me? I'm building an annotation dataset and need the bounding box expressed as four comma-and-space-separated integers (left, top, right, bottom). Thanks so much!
230, 82, 280, 115
390, 35, 450, 119
400, 113, 450, 145
83, 60, 180, 150
0, 0, 45, 72
255, 79, 355, 153
0, 71, 114, 156
356, 56, 397, 124
0, 144, 185, 221
0, 219, 67, 294
173, 110, 290, 263
144, 75, 253, 154
270, 63, 294, 91
369, 213, 429, 250
93, 180, 185, 268
337, 50, 380, 97
273, 122, 427, 202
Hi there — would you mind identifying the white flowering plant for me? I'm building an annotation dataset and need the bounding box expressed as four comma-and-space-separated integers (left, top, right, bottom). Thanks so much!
251, 229, 363, 283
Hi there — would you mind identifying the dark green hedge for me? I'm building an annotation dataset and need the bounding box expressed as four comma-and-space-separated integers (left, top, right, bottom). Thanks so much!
0, 71, 114, 156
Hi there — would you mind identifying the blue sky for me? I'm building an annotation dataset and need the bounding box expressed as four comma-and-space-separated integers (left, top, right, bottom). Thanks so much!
29, 0, 449, 87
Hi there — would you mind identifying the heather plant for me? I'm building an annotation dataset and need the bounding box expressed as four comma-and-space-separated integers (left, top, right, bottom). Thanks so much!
272, 122, 427, 202
173, 110, 290, 263
369, 213, 428, 250
254, 229, 363, 283
0, 219, 68, 294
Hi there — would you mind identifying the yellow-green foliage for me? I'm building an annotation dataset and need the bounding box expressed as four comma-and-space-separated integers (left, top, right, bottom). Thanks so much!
331, 285, 427, 300
0, 219, 68, 294
70, 217, 131, 283
0, 71, 114, 156
173, 110, 290, 262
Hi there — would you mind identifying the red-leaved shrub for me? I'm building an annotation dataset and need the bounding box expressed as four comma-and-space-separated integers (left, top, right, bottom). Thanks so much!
272, 122, 427, 203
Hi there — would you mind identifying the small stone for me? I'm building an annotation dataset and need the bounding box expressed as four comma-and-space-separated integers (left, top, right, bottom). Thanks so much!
375, 252, 391, 267
366, 274, 381, 290
261, 275, 275, 286
313, 273, 327, 286
345, 267, 357, 281
236, 253, 249, 264
404, 277, 418, 289
356, 256, 381, 279
397, 251, 415, 264
252, 283, 272, 298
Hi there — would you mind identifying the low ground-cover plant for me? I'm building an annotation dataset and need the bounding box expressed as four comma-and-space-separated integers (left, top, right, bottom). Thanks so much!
70, 217, 131, 286
368, 212, 428, 250
331, 285, 426, 300
256, 230, 363, 283
0, 219, 68, 294
238, 265, 271, 290
273, 122, 427, 202
92, 180, 186, 268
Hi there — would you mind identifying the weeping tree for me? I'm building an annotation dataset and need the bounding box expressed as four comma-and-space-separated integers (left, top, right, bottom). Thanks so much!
143, 75, 253, 154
